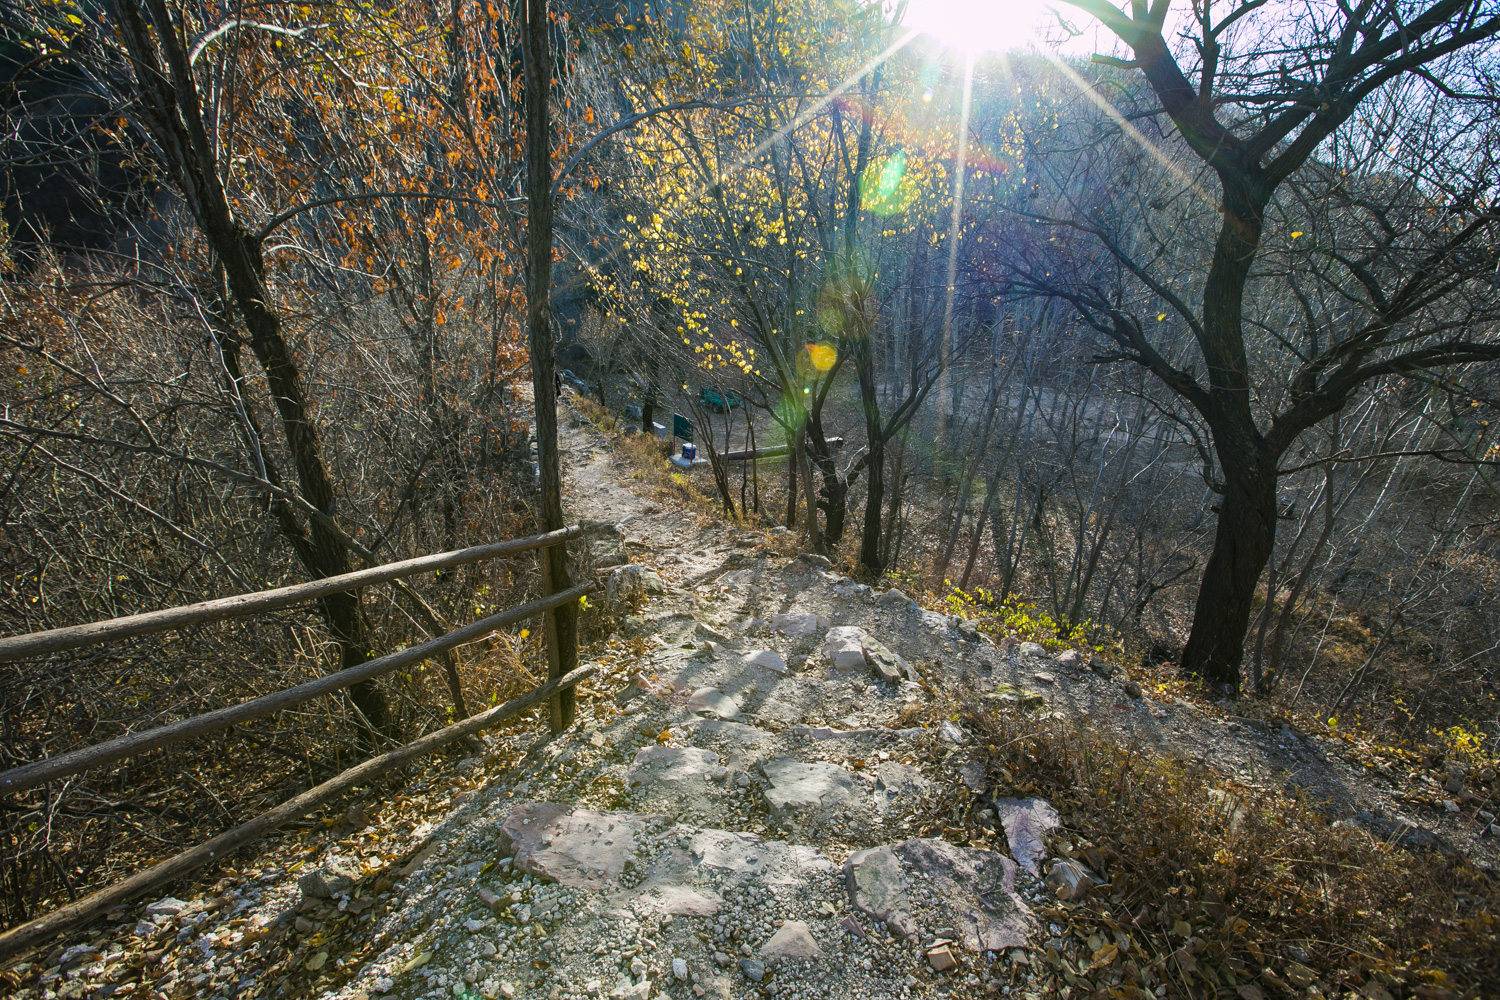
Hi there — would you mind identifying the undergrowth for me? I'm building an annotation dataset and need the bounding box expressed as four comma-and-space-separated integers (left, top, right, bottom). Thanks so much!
956, 699, 1500, 999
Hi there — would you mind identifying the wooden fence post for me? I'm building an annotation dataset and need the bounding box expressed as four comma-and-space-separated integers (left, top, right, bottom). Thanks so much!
540, 543, 577, 734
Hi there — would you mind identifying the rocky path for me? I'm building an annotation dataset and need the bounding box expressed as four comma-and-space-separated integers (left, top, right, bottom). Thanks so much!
17, 398, 1495, 1000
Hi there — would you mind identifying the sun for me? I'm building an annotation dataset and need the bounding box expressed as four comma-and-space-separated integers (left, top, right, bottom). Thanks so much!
897, 0, 1057, 54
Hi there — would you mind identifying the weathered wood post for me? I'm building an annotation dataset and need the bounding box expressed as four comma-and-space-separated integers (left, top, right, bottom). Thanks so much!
524, 0, 576, 734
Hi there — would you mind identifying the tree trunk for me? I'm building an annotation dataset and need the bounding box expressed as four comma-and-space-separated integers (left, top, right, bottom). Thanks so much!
1177, 172, 1273, 694
524, 0, 575, 733
784, 423, 799, 528
1179, 458, 1277, 691
859, 432, 886, 571
114, 0, 389, 733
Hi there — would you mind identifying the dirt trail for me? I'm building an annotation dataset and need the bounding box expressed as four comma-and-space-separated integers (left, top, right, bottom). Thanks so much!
13, 396, 1492, 1000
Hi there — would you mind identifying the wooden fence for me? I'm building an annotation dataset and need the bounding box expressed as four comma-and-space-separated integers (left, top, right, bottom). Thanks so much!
0, 525, 595, 962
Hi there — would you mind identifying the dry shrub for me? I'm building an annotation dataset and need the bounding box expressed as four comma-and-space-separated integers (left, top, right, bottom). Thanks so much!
958, 699, 1500, 998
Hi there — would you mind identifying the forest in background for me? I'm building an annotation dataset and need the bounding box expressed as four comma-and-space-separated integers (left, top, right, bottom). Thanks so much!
1, 0, 1499, 928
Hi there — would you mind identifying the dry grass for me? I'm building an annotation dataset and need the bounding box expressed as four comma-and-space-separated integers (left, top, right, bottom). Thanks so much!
937, 693, 1500, 999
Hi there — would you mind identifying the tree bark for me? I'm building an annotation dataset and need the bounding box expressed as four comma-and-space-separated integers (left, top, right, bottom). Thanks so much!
1179, 453, 1277, 690
524, 0, 576, 733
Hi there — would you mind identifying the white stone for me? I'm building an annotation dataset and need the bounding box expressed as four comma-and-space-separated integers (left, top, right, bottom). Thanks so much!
686, 688, 739, 720
824, 627, 868, 672
744, 649, 787, 673
772, 612, 830, 636
672, 959, 689, 981
759, 920, 823, 960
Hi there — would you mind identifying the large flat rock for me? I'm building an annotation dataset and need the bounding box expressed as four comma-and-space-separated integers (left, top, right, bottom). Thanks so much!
624, 746, 733, 824
497, 803, 654, 889
845, 838, 1034, 952
627, 745, 724, 787
688, 828, 834, 884
761, 758, 858, 819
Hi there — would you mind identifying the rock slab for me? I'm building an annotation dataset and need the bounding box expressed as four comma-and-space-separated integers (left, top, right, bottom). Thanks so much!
845, 838, 1033, 952
497, 804, 651, 889
761, 758, 857, 819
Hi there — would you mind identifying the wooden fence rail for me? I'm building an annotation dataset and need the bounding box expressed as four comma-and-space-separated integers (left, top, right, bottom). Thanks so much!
0, 583, 590, 795
0, 526, 582, 663
0, 524, 597, 960
0, 662, 598, 964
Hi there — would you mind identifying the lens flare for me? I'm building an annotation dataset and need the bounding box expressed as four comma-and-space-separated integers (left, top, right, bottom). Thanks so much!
861, 151, 915, 216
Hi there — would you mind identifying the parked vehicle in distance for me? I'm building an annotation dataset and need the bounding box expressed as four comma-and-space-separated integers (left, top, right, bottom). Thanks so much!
700, 386, 741, 412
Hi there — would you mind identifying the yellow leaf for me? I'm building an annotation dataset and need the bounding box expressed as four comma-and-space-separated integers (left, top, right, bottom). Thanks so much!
1087, 943, 1119, 971
401, 951, 432, 973
1291, 231, 1304, 238
1156, 313, 1166, 321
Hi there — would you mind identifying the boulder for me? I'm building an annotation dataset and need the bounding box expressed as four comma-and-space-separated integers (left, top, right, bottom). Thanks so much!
694, 622, 733, 644
686, 828, 833, 883
1334, 811, 1454, 854
862, 637, 913, 683
144, 897, 191, 919
497, 803, 651, 889
626, 746, 723, 790
744, 649, 788, 674
926, 944, 958, 972
614, 672, 659, 706
594, 540, 629, 569
1044, 859, 1099, 902
298, 858, 360, 900
824, 627, 869, 672
772, 612, 830, 637
876, 588, 915, 608
843, 846, 904, 922
822, 627, 913, 682
606, 565, 648, 603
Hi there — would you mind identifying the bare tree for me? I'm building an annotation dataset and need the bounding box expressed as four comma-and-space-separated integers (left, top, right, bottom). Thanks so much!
1009, 1, 1500, 690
